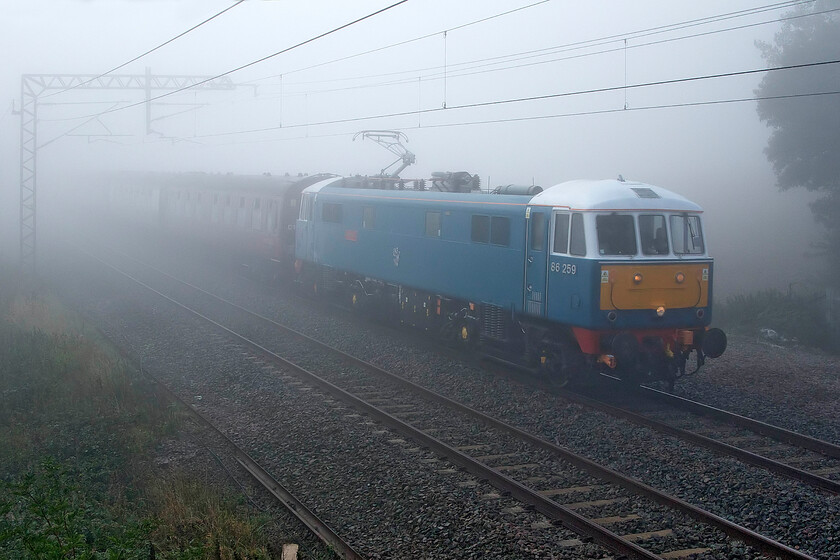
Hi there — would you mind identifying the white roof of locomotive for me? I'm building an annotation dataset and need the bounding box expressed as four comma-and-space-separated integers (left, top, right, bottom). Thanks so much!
529, 179, 703, 212
303, 175, 344, 193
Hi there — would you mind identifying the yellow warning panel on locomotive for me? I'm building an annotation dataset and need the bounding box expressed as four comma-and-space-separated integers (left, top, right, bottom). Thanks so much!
599, 263, 709, 311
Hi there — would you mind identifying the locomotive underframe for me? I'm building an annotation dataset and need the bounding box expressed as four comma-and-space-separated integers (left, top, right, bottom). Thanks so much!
298, 262, 714, 387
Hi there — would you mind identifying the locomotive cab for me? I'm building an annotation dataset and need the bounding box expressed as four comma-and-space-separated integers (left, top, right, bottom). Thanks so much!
527, 179, 727, 385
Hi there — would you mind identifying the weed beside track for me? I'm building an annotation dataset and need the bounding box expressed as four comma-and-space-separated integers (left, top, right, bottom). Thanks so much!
0, 270, 297, 559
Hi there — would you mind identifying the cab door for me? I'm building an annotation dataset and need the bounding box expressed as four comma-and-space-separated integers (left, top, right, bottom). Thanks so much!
523, 207, 549, 316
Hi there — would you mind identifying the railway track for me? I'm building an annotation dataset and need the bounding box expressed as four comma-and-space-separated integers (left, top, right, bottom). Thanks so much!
564, 378, 840, 495
73, 243, 818, 560
91, 313, 363, 560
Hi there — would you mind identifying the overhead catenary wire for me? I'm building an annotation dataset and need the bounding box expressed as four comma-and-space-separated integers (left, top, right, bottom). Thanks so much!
423, 2, 839, 87
43, 0, 248, 99
35, 0, 552, 126
413, 89, 840, 131
35, 1, 836, 147
46, 0, 410, 123
40, 0, 836, 127
39, 1, 819, 123
251, 1, 832, 102
240, 0, 554, 86
246, 0, 811, 89
180, 88, 840, 149
191, 58, 840, 138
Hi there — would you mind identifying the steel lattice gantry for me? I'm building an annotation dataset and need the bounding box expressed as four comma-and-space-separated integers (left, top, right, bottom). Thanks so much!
18, 71, 235, 274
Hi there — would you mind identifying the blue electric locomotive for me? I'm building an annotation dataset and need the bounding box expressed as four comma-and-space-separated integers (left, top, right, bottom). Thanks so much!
295, 174, 727, 385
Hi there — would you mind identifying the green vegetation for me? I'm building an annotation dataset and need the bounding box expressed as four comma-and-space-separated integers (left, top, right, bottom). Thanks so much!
715, 288, 836, 352
0, 272, 292, 559
756, 2, 840, 285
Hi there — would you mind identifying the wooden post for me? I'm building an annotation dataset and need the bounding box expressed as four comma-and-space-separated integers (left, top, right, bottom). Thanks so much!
281, 543, 299, 560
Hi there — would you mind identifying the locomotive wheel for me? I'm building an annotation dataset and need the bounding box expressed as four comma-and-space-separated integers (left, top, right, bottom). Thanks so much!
540, 338, 582, 388
540, 348, 570, 388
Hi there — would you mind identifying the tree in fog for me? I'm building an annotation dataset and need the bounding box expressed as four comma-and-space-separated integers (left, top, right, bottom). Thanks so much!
755, 1, 840, 283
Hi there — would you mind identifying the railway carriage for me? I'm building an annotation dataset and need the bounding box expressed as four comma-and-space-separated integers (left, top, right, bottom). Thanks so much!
107, 172, 325, 277
295, 176, 726, 386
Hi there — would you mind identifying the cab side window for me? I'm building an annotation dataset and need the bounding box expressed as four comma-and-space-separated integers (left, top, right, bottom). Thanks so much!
552, 213, 570, 254
529, 212, 546, 251
570, 213, 586, 256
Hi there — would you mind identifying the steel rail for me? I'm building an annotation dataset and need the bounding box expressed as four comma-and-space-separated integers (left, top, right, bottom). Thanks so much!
637, 383, 840, 460
86, 246, 816, 560
562, 386, 840, 495
84, 251, 661, 560
94, 325, 365, 560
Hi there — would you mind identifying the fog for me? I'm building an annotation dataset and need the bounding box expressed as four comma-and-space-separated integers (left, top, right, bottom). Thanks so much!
0, 0, 829, 296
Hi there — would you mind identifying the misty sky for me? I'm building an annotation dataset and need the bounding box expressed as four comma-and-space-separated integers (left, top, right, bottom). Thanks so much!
1, 0, 835, 296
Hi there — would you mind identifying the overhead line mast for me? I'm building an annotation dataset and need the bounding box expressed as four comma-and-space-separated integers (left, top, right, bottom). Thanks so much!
17, 70, 235, 275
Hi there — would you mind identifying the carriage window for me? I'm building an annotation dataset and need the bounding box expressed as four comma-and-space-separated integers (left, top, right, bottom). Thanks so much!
670, 214, 704, 255
471, 215, 490, 243
530, 212, 546, 251
570, 213, 586, 256
552, 213, 570, 254
640, 215, 668, 255
490, 217, 510, 246
597, 214, 637, 255
363, 206, 375, 229
426, 211, 441, 237
322, 202, 343, 223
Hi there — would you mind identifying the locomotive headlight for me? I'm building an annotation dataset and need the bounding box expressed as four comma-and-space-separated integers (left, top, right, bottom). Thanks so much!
633, 273, 643, 284
675, 272, 685, 284
656, 306, 666, 317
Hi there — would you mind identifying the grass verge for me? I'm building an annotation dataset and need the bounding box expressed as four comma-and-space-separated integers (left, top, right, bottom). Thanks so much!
715, 287, 837, 352
0, 268, 314, 559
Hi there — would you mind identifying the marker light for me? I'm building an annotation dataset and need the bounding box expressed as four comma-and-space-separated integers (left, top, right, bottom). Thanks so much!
633, 273, 643, 284
656, 306, 666, 317
675, 272, 686, 284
